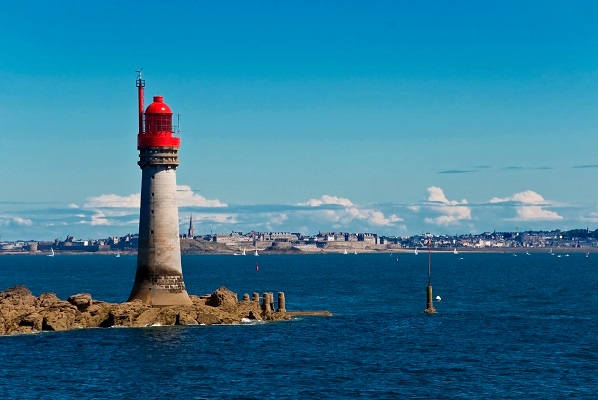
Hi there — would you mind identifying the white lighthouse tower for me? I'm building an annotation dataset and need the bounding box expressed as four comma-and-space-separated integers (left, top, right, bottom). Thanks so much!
128, 71, 192, 306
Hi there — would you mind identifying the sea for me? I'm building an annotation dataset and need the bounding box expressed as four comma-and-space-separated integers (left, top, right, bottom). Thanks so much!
0, 252, 596, 399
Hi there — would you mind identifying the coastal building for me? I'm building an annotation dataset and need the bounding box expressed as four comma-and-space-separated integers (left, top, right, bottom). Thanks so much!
214, 232, 253, 245
358, 233, 378, 244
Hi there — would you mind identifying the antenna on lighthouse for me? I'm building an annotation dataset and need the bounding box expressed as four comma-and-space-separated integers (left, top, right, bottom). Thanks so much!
175, 113, 181, 137
135, 68, 145, 135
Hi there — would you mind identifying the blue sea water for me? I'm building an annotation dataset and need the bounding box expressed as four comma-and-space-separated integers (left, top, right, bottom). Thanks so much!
1, 252, 597, 399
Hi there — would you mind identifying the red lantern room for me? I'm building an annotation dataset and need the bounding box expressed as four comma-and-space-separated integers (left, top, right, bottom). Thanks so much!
138, 95, 180, 148
145, 96, 172, 133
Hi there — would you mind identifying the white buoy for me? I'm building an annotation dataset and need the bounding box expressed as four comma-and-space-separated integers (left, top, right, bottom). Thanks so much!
435, 295, 441, 301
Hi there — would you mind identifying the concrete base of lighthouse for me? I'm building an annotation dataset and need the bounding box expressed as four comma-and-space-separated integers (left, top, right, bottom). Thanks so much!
128, 280, 192, 306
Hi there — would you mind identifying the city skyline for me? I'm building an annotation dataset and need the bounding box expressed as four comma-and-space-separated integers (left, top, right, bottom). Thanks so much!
2, 1, 598, 241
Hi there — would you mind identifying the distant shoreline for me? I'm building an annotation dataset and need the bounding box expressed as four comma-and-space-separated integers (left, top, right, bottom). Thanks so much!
0, 247, 592, 256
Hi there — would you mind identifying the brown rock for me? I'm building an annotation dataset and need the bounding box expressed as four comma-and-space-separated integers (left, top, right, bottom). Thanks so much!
19, 312, 43, 331
196, 312, 223, 325
133, 308, 161, 327
40, 306, 77, 331
0, 286, 36, 307
109, 301, 151, 327
38, 292, 60, 307
76, 302, 113, 328
177, 309, 199, 325
0, 285, 322, 336
68, 293, 93, 312
205, 286, 239, 310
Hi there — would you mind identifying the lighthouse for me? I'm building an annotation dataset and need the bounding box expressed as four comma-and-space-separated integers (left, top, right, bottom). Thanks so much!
128, 71, 192, 306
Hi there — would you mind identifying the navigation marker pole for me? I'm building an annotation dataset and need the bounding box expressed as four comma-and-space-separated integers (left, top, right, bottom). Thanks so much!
424, 234, 436, 314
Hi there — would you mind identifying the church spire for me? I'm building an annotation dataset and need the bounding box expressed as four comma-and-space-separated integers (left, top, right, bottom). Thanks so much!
188, 214, 195, 238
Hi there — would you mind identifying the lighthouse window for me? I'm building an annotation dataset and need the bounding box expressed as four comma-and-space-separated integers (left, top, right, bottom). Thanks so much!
151, 230, 154, 234
146, 114, 172, 133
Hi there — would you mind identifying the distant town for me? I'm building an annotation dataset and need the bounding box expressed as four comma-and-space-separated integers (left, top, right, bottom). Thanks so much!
1, 227, 597, 255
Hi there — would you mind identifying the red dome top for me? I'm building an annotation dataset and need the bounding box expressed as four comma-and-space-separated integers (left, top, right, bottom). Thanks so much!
145, 96, 172, 114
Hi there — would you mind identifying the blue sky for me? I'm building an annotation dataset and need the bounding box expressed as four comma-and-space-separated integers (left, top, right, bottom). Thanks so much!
1, 1, 598, 241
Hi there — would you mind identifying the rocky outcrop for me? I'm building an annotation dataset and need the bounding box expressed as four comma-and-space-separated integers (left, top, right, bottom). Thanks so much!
0, 285, 296, 336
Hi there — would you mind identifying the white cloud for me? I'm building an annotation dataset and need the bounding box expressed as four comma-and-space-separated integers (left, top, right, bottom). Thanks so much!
68, 203, 80, 209
296, 195, 402, 229
423, 186, 471, 225
489, 190, 562, 221
490, 190, 546, 204
368, 210, 402, 226
90, 214, 110, 226
78, 211, 110, 226
262, 213, 289, 231
0, 217, 33, 226
176, 185, 227, 207
299, 195, 354, 207
84, 193, 140, 208
14, 217, 33, 226
268, 213, 288, 225
513, 206, 562, 221
83, 185, 226, 209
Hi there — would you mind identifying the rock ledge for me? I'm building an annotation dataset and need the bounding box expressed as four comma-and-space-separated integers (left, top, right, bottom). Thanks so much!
0, 285, 317, 336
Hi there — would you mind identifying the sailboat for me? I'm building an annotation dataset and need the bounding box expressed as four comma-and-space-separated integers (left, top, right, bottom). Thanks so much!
354, 248, 358, 255
116, 252, 121, 258
414, 248, 418, 255
242, 248, 246, 256
343, 249, 348, 255
48, 248, 55, 257
453, 248, 458, 255
254, 247, 259, 256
